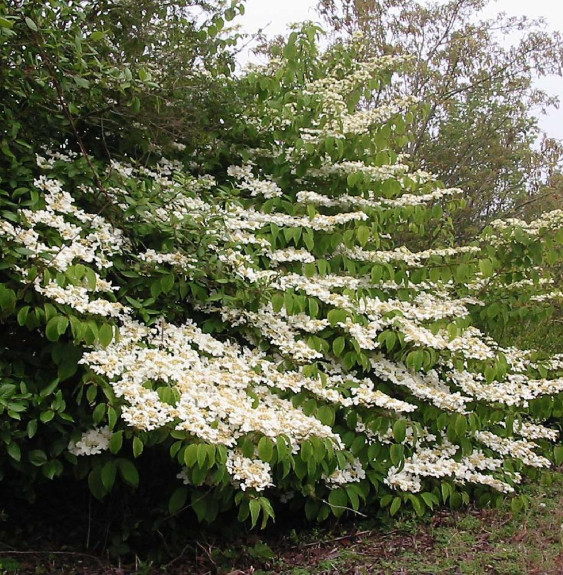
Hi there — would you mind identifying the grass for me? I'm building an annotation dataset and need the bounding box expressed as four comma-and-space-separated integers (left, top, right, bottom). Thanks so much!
260, 470, 563, 575
1, 470, 562, 574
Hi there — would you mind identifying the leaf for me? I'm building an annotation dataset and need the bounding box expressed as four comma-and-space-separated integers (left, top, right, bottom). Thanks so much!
272, 293, 284, 313
420, 492, 438, 510
25, 17, 38, 31
98, 323, 113, 348
92, 403, 106, 424
316, 405, 335, 426
327, 308, 347, 326
454, 415, 467, 438
90, 30, 106, 41
132, 436, 143, 458
328, 488, 348, 517
356, 225, 370, 246
249, 499, 261, 528
27, 419, 38, 439
117, 458, 139, 488
479, 258, 494, 278
17, 306, 30, 326
161, 274, 174, 293
184, 443, 198, 466
45, 316, 65, 342
168, 487, 188, 514
7, 442, 21, 461
40, 379, 59, 398
109, 430, 123, 454
258, 436, 274, 463
101, 460, 117, 491
390, 444, 404, 466
74, 76, 90, 89
332, 336, 346, 357
88, 467, 106, 500
393, 419, 407, 443
197, 443, 208, 468
39, 410, 54, 423
28, 449, 47, 466
390, 496, 402, 516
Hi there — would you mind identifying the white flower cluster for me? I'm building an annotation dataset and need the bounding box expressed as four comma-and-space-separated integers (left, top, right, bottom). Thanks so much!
68, 426, 112, 456
338, 244, 480, 267
228, 164, 283, 199
226, 450, 273, 491
35, 281, 124, 318
296, 187, 462, 210
138, 249, 196, 270
0, 176, 125, 271
474, 431, 551, 468
325, 458, 366, 486
385, 441, 516, 494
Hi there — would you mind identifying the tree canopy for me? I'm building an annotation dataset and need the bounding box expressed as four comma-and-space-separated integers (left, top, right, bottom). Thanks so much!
318, 0, 563, 237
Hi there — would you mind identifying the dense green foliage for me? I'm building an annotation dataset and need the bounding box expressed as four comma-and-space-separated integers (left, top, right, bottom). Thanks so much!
1, 0, 562, 555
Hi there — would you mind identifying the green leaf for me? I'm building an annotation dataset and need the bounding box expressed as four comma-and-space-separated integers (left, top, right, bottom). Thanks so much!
101, 460, 117, 491
454, 415, 467, 437
98, 323, 113, 347
88, 467, 106, 500
132, 436, 144, 458
161, 274, 175, 293
197, 443, 208, 468
168, 487, 188, 514
272, 293, 284, 313
356, 225, 370, 246
117, 458, 139, 487
92, 403, 106, 424
109, 430, 123, 454
258, 436, 274, 463
249, 499, 261, 528
7, 442, 21, 461
45, 316, 67, 342
332, 336, 346, 357
390, 496, 402, 516
107, 406, 118, 430
479, 258, 494, 278
316, 405, 335, 426
328, 488, 348, 517
25, 17, 38, 31
327, 308, 347, 326
27, 419, 38, 439
28, 449, 47, 466
393, 419, 407, 443
17, 306, 30, 326
390, 444, 404, 466
39, 410, 54, 423
184, 443, 198, 466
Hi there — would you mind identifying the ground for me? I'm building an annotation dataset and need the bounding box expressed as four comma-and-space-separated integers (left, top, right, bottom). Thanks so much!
1, 470, 562, 574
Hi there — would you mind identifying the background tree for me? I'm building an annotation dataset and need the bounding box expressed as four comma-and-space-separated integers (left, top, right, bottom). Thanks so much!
0, 0, 243, 167
317, 0, 563, 238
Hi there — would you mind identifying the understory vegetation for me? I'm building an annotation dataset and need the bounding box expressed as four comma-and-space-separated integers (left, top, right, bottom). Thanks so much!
0, 0, 562, 563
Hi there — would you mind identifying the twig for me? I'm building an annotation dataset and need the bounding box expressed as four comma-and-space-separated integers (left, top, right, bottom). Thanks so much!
290, 529, 373, 549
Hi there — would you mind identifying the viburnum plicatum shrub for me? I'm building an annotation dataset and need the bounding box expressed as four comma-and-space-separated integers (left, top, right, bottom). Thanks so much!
1, 23, 563, 529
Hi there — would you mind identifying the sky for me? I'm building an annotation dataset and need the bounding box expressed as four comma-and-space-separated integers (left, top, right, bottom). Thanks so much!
235, 0, 563, 140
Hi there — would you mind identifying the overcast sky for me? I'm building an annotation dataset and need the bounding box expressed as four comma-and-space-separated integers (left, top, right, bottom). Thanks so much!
236, 0, 563, 140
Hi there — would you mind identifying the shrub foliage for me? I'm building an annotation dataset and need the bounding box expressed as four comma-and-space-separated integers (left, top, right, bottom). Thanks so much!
1, 0, 562, 534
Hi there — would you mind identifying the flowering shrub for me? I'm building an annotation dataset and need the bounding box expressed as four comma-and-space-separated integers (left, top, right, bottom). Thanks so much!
1, 5, 562, 532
